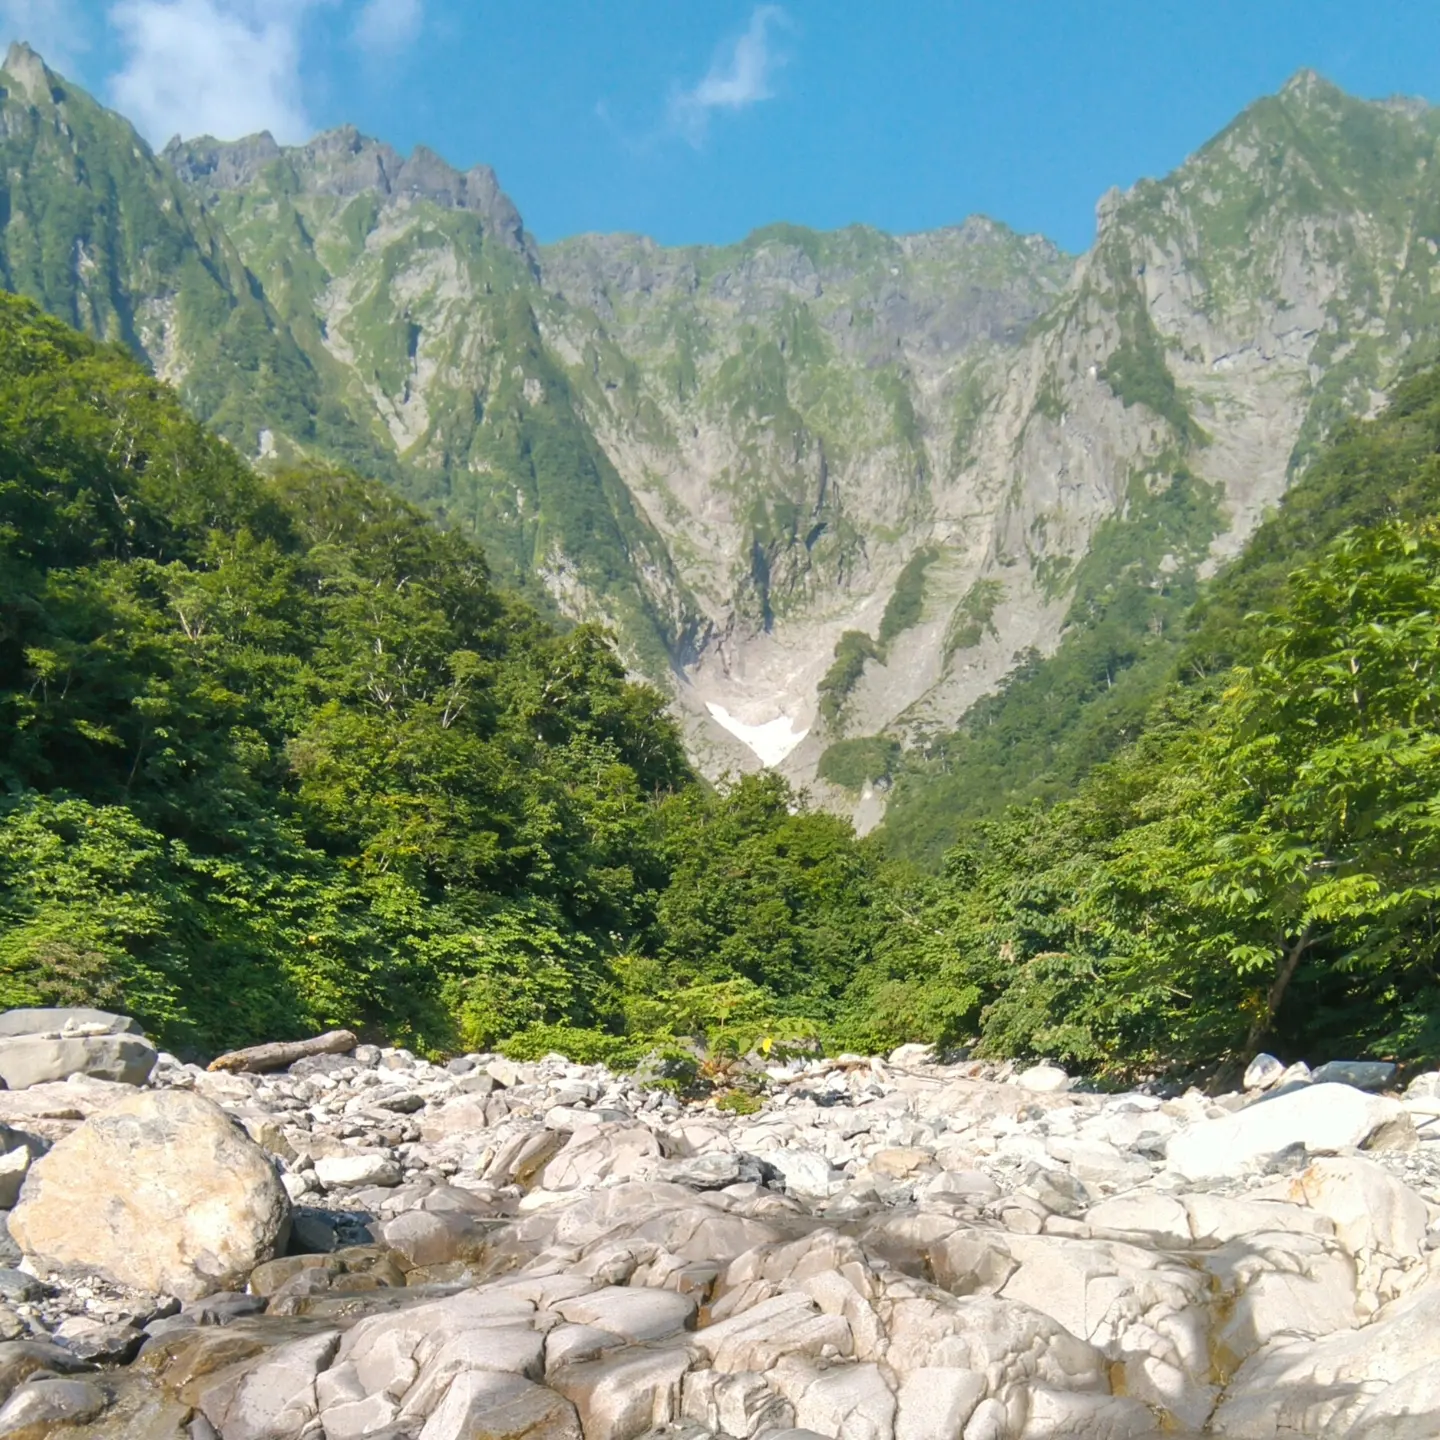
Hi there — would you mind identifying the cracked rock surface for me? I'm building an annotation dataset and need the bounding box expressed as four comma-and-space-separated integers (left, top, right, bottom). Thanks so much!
2, 1032, 1440, 1439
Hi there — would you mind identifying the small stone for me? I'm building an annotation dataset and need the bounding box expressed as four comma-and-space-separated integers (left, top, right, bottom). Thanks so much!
313, 1153, 401, 1189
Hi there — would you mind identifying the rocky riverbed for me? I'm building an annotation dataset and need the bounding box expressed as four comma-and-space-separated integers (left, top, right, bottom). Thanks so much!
1, 1011, 1439, 1438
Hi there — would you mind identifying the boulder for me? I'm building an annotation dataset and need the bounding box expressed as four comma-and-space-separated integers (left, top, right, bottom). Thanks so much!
888, 1043, 936, 1068
0, 1151, 27, 1211
0, 1008, 142, 1037
755, 1148, 835, 1199
8, 1089, 290, 1299
0, 1377, 108, 1431
1244, 1053, 1286, 1090
1166, 1083, 1415, 1181
1017, 1064, 1071, 1093
419, 1371, 580, 1440
1286, 1156, 1428, 1262
1310, 1060, 1398, 1093
550, 1345, 692, 1440
0, 1033, 156, 1091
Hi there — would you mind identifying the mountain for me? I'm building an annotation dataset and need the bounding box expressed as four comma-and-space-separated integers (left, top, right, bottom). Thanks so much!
4, 43, 1440, 821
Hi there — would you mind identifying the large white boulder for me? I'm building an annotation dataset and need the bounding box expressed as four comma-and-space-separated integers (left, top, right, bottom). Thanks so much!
9, 1089, 291, 1299
1166, 1084, 1414, 1181
1017, 1064, 1072, 1094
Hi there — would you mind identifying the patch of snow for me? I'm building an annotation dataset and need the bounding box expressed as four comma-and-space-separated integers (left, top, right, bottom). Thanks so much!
706, 703, 808, 768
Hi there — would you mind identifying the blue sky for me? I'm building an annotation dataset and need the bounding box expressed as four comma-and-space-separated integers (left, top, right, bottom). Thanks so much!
4, 1, 1440, 252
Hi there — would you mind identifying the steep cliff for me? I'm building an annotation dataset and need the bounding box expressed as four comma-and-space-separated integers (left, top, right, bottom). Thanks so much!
4, 43, 1438, 811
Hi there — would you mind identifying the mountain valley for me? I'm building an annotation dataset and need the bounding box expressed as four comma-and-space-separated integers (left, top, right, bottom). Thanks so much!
4, 43, 1440, 830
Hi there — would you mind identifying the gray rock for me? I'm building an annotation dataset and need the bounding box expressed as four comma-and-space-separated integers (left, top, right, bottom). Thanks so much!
0, 1376, 107, 1430
1310, 1059, 1398, 1092
314, 1152, 401, 1189
52, 1316, 144, 1363
0, 1272, 46, 1305
196, 1329, 340, 1440
287, 1053, 355, 1079
1243, 1052, 1286, 1090
290, 1207, 374, 1254
182, 1292, 268, 1326
0, 1033, 157, 1090
0, 1341, 92, 1407
0, 1153, 26, 1212
657, 1152, 746, 1190
0, 1008, 142, 1038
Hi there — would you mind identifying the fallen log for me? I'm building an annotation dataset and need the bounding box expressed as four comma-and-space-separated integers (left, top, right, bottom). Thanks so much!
207, 1029, 358, 1074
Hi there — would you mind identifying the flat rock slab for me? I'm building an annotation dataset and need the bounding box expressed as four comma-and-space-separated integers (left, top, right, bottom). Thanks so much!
0, 1034, 156, 1091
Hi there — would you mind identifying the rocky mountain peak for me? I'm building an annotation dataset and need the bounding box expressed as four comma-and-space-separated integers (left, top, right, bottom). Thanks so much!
165, 123, 536, 264
1281, 66, 1329, 97
1, 41, 59, 104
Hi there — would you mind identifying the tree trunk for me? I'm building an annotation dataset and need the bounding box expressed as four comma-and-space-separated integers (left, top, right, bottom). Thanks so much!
208, 1029, 358, 1074
1244, 924, 1313, 1052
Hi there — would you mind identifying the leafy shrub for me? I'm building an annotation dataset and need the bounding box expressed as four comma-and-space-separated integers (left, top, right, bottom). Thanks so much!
817, 737, 901, 792
716, 1090, 763, 1115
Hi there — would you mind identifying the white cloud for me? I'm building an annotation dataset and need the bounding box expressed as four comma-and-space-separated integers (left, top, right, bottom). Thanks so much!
106, 0, 331, 145
668, 5, 789, 147
0, 0, 92, 75
352, 0, 423, 56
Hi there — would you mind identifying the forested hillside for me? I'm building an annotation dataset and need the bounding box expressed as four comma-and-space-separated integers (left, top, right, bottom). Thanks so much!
854, 364, 1440, 1074
4, 282, 1440, 1075
0, 293, 889, 1060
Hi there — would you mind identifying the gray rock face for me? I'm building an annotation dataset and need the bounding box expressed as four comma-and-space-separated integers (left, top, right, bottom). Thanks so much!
9, 1089, 290, 1300
0, 1033, 157, 1091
